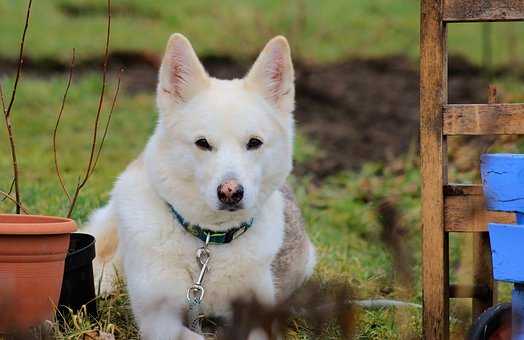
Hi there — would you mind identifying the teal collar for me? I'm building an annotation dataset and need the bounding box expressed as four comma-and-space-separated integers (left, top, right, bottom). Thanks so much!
167, 203, 254, 245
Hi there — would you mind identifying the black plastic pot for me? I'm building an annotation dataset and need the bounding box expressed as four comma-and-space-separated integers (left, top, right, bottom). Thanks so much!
58, 233, 97, 319
468, 303, 511, 340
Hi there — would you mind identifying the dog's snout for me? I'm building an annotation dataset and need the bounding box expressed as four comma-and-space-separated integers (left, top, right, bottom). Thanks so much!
217, 180, 244, 206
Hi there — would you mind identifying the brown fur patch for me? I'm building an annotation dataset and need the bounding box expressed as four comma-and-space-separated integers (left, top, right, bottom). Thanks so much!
272, 184, 312, 301
97, 227, 119, 262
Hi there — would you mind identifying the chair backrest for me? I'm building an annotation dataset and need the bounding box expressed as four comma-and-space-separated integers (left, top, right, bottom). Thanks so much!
420, 1, 524, 339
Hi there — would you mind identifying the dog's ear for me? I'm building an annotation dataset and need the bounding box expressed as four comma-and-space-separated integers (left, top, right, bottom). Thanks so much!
157, 33, 209, 108
245, 36, 295, 114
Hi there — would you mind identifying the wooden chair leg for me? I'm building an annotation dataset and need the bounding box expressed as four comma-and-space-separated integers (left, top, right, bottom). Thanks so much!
423, 232, 450, 340
472, 232, 495, 319
421, 0, 449, 337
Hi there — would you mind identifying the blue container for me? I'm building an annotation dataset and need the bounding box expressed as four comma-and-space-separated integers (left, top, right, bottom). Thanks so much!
481, 153, 524, 215
479, 153, 524, 339
480, 153, 524, 284
487, 223, 524, 283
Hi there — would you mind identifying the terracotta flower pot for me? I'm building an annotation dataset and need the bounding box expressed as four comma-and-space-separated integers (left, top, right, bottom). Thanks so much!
0, 214, 77, 334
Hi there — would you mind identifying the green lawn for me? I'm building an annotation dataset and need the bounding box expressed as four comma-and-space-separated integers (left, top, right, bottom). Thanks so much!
2, 1, 524, 339
1, 1, 524, 66
0, 73, 424, 339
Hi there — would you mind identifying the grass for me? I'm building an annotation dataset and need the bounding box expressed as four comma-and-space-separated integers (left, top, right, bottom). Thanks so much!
296, 158, 424, 339
0, 74, 152, 220
0, 1, 523, 66
2, 1, 524, 339
0, 73, 425, 338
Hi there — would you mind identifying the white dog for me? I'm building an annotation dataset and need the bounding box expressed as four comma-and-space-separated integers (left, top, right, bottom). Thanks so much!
84, 33, 316, 340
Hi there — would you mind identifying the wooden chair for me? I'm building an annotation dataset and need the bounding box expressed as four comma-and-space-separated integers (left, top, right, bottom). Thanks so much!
420, 1, 524, 339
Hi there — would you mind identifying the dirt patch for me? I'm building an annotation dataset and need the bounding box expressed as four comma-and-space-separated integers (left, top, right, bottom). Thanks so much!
294, 56, 489, 177
60, 3, 160, 19
0, 53, 493, 178
0, 51, 160, 79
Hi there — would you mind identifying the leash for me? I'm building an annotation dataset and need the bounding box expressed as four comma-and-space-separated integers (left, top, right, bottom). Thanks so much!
187, 232, 211, 333
166, 203, 255, 333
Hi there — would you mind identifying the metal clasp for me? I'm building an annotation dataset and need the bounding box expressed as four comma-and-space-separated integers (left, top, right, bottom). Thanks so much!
187, 284, 205, 303
186, 233, 211, 304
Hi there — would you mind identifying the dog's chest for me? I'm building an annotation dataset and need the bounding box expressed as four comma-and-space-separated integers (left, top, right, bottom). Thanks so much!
120, 187, 286, 316
177, 239, 275, 316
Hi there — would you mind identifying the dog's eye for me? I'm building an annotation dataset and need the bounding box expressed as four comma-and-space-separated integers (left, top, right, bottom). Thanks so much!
247, 138, 263, 150
195, 138, 212, 151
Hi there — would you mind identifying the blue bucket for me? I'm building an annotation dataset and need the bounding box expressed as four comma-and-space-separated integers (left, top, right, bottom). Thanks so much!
481, 153, 524, 284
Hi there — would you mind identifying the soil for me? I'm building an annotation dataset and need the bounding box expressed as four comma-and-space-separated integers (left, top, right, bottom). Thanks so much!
0, 53, 494, 178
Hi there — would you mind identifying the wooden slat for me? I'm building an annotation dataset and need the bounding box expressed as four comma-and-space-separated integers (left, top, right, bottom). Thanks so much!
444, 184, 515, 232
421, 0, 449, 338
446, 184, 499, 316
444, 0, 524, 22
472, 233, 495, 317
443, 104, 524, 135
472, 87, 498, 318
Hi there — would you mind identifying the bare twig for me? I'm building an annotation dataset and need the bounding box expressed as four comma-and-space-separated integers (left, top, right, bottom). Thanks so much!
0, 84, 7, 201
2, 0, 33, 214
0, 84, 9, 203
0, 190, 30, 215
53, 49, 76, 204
0, 84, 6, 114
5, 0, 32, 119
1, 178, 15, 203
67, 0, 112, 218
3, 109, 21, 214
82, 0, 112, 179
92, 69, 122, 173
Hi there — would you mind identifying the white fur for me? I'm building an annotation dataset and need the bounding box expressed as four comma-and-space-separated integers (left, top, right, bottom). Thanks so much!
83, 34, 311, 340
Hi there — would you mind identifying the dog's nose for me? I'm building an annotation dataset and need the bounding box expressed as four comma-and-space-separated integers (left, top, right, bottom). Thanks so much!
217, 180, 244, 205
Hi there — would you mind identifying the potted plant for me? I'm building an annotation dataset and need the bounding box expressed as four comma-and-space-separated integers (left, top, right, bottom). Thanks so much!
0, 0, 119, 334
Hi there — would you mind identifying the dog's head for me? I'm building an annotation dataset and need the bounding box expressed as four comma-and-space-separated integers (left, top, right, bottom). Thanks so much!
151, 34, 294, 217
